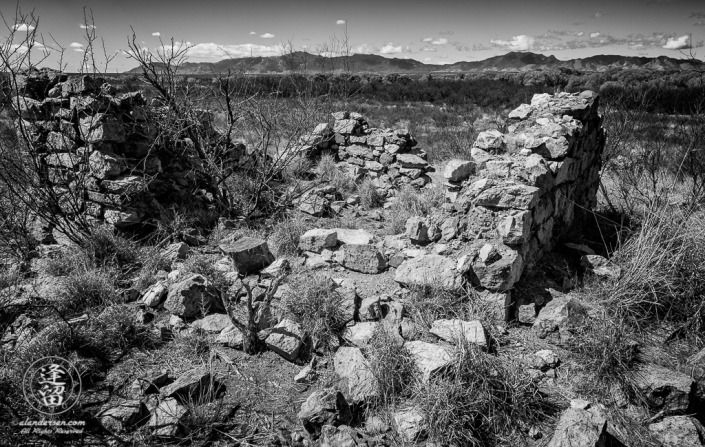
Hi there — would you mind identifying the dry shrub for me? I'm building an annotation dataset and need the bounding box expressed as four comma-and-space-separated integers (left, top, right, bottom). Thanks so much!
281, 273, 348, 352
316, 154, 356, 197
366, 325, 418, 408
357, 178, 384, 210
413, 343, 551, 446
385, 185, 444, 235
268, 212, 308, 257
404, 283, 472, 330
587, 205, 705, 334
57, 266, 120, 314
80, 225, 142, 268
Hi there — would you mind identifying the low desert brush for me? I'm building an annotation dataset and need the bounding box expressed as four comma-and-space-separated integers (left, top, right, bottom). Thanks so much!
385, 185, 444, 235
366, 324, 418, 408
413, 342, 551, 446
281, 273, 349, 353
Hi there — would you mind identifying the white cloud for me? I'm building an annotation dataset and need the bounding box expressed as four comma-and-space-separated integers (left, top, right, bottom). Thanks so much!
663, 35, 691, 49
70, 42, 83, 48
420, 46, 437, 52
576, 32, 584, 37
260, 33, 274, 39
176, 42, 284, 59
352, 43, 375, 54
590, 32, 600, 38
594, 11, 605, 18
490, 35, 535, 51
336, 19, 346, 25
431, 38, 448, 45
73, 48, 84, 53
80, 24, 96, 29
152, 32, 161, 37
13, 23, 35, 32
422, 37, 433, 42
249, 31, 257, 35
379, 43, 407, 54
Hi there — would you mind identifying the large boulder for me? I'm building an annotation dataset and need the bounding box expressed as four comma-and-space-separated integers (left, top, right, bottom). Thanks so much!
299, 229, 338, 253
99, 399, 145, 433
265, 319, 304, 362
648, 416, 705, 447
147, 398, 188, 438
404, 340, 453, 382
474, 183, 540, 210
298, 388, 352, 436
429, 319, 488, 349
219, 237, 275, 274
394, 255, 463, 290
469, 243, 524, 292
443, 159, 475, 183
160, 368, 216, 402
532, 294, 589, 339
334, 347, 379, 404
547, 407, 608, 447
164, 274, 224, 318
334, 228, 375, 245
339, 244, 387, 274
633, 364, 694, 414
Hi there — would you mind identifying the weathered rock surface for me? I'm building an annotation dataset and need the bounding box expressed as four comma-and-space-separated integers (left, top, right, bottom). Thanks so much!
99, 399, 145, 433
404, 340, 453, 382
533, 294, 589, 339
429, 319, 488, 349
147, 398, 188, 438
219, 237, 275, 274
164, 274, 223, 318
633, 363, 694, 414
547, 407, 607, 447
265, 319, 304, 362
339, 244, 387, 274
443, 159, 475, 182
648, 416, 705, 447
393, 407, 425, 443
334, 347, 379, 404
299, 229, 338, 253
298, 388, 352, 436
394, 255, 462, 290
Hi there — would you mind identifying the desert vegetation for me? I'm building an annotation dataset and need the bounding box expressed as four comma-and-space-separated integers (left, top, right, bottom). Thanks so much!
1, 7, 705, 447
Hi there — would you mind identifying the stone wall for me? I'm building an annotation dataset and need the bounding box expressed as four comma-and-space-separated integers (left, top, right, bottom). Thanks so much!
12, 70, 219, 232
444, 91, 604, 296
304, 112, 433, 195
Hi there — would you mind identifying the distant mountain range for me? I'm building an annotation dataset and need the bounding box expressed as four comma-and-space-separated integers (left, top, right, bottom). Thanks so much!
125, 51, 704, 75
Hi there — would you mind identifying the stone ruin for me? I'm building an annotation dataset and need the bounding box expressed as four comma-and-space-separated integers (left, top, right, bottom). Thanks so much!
9, 69, 228, 237
294, 111, 433, 216
394, 91, 604, 319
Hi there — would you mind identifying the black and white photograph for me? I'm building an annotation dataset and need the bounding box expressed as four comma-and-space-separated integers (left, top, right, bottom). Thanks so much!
0, 0, 704, 445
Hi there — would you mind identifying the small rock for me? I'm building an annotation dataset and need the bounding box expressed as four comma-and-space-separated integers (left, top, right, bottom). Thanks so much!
393, 407, 425, 443
192, 313, 232, 333
298, 388, 352, 436
649, 416, 705, 447
404, 340, 453, 382
147, 398, 188, 438
215, 325, 243, 348
219, 237, 275, 274
334, 347, 379, 404
299, 229, 338, 253
160, 368, 215, 402
99, 399, 145, 433
429, 319, 488, 349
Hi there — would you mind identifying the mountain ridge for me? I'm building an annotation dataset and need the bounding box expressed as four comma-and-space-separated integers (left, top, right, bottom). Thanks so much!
125, 51, 703, 75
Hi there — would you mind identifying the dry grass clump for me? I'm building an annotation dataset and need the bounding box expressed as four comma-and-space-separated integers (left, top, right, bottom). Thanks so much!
80, 225, 142, 268
57, 266, 120, 314
403, 283, 473, 330
385, 185, 444, 235
281, 273, 349, 352
366, 325, 418, 408
413, 342, 551, 446
357, 178, 385, 210
586, 204, 705, 334
316, 154, 356, 197
268, 212, 309, 257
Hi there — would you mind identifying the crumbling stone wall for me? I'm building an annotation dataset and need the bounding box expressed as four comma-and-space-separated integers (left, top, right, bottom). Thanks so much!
12, 69, 216, 233
444, 91, 604, 295
304, 112, 433, 194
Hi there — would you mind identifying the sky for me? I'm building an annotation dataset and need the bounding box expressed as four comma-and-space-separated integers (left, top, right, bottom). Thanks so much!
3, 0, 705, 71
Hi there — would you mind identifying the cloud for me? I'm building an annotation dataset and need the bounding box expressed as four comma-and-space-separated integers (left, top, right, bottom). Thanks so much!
422, 37, 433, 42
576, 32, 585, 37
260, 33, 274, 39
352, 43, 375, 54
336, 19, 346, 25
663, 35, 691, 49
73, 48, 84, 53
593, 11, 606, 18
689, 12, 705, 19
590, 32, 600, 38
490, 35, 535, 51
152, 32, 161, 37
696, 20, 705, 27
431, 38, 449, 45
189, 42, 283, 58
69, 42, 83, 48
13, 23, 35, 32
80, 24, 96, 29
420, 46, 437, 52
249, 31, 256, 35
379, 43, 408, 54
